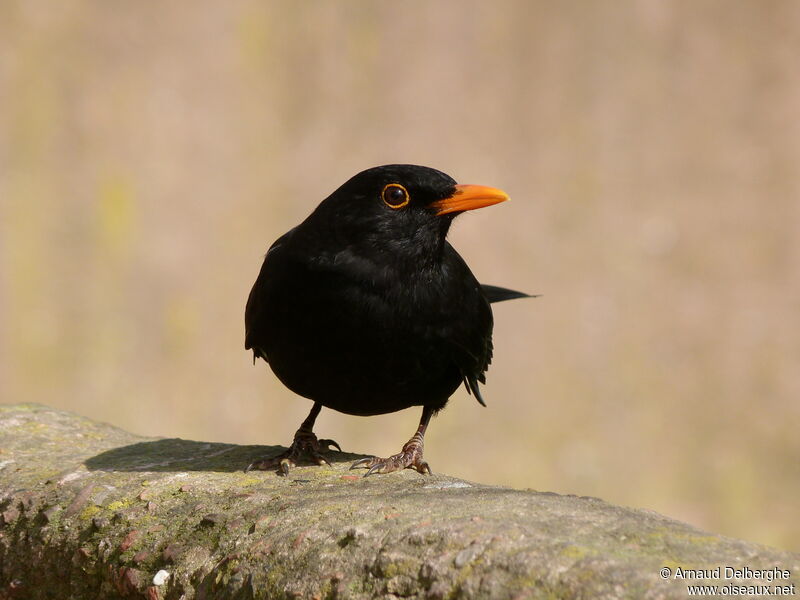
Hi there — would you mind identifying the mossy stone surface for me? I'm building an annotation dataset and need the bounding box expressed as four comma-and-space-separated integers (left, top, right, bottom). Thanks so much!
0, 403, 797, 599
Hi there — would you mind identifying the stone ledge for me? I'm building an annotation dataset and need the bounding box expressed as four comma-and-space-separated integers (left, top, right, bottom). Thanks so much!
0, 403, 796, 599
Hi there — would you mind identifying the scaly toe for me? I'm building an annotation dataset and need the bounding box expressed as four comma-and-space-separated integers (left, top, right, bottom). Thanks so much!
312, 451, 331, 466
279, 457, 295, 476
245, 448, 292, 473
415, 460, 432, 475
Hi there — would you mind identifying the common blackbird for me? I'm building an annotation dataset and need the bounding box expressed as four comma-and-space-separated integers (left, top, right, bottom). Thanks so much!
245, 164, 530, 476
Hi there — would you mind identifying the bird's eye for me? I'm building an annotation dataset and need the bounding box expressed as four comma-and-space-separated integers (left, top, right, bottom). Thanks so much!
381, 184, 410, 209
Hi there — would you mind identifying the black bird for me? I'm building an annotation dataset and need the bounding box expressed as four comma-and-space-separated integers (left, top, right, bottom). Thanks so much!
245, 164, 531, 476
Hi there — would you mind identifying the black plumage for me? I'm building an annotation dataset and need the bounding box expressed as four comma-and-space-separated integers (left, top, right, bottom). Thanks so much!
245, 164, 530, 475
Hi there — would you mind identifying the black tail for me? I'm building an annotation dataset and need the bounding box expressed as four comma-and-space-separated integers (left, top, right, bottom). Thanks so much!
480, 284, 539, 304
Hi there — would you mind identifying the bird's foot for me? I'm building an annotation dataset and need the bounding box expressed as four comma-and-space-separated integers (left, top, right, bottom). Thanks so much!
349, 438, 431, 477
246, 430, 341, 476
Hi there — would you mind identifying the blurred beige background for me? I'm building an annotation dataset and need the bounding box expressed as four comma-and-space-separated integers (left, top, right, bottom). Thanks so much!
1, 1, 798, 551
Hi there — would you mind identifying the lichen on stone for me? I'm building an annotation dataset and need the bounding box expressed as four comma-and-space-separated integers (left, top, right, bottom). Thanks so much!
1, 404, 797, 599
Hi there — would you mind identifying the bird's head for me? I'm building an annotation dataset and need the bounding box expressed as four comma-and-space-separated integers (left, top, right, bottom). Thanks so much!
307, 164, 509, 266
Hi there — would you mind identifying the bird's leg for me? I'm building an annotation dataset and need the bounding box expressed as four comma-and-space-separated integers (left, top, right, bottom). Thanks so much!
350, 406, 433, 476
245, 402, 341, 475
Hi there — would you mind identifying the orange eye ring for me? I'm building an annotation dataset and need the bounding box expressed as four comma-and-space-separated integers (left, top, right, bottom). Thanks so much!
381, 183, 410, 209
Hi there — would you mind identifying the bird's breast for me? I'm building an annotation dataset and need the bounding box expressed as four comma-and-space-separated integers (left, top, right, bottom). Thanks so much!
257, 251, 484, 415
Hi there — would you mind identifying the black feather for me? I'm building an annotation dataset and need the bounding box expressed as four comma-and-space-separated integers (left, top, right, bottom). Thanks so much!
481, 284, 538, 304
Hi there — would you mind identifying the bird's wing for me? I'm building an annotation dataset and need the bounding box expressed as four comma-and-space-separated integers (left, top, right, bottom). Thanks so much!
480, 284, 537, 303
244, 229, 296, 362
439, 243, 495, 406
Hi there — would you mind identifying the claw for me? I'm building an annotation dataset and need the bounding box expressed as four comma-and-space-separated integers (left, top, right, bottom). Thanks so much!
350, 457, 374, 470
245, 459, 273, 473
365, 463, 384, 477
319, 439, 342, 452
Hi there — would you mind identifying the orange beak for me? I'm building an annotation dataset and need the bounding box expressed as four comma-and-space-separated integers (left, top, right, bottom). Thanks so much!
430, 184, 510, 216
